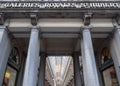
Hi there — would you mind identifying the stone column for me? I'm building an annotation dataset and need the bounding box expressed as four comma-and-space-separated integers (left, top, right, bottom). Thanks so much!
81, 26, 100, 86
0, 26, 11, 86
38, 53, 47, 86
72, 52, 82, 86
110, 25, 120, 85
81, 39, 88, 86
22, 27, 40, 86
16, 54, 26, 86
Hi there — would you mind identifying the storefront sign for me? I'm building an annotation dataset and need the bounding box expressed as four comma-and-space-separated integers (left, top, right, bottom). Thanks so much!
0, 1, 120, 9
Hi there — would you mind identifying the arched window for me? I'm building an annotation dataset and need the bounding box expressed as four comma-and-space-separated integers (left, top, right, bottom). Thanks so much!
9, 47, 20, 65
3, 47, 20, 86
101, 47, 111, 64
100, 47, 118, 86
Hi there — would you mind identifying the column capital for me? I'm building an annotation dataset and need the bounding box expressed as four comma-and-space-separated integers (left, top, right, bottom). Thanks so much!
31, 26, 41, 38
81, 25, 93, 31
0, 25, 13, 39
0, 25, 11, 33
31, 26, 40, 30
31, 26, 41, 33
0, 25, 6, 29
107, 25, 120, 40
113, 25, 120, 35
115, 25, 120, 30
115, 14, 120, 25
109, 25, 120, 40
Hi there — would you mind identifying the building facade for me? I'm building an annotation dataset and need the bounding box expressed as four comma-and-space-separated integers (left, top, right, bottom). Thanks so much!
0, 0, 120, 86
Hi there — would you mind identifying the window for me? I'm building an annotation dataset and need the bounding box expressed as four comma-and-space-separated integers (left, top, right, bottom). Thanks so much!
3, 66, 17, 86
9, 47, 20, 65
100, 47, 118, 86
3, 47, 20, 86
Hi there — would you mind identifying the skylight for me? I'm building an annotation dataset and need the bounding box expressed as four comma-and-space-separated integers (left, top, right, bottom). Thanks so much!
48, 56, 70, 85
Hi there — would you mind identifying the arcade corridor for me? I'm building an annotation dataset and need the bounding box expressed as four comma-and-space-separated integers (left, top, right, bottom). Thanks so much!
0, 0, 120, 86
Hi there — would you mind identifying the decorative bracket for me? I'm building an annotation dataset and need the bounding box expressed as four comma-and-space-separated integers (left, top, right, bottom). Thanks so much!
83, 13, 92, 26
30, 13, 38, 26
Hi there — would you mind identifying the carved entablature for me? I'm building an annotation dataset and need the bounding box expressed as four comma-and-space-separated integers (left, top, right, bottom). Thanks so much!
0, 1, 120, 10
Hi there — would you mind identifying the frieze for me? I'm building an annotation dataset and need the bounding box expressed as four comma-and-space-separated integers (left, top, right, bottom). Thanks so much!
0, 1, 120, 9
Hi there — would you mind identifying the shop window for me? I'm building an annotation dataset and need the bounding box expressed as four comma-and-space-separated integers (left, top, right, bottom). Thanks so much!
3, 47, 20, 86
101, 47, 118, 86
3, 66, 17, 86
103, 66, 118, 86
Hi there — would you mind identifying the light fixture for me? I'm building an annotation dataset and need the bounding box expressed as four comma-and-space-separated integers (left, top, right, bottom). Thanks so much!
56, 64, 61, 73
5, 71, 11, 79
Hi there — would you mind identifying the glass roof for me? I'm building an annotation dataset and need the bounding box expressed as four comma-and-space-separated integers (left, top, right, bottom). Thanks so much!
48, 56, 70, 85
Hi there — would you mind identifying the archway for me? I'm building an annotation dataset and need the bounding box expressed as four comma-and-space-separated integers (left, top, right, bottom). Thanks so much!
100, 47, 118, 86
